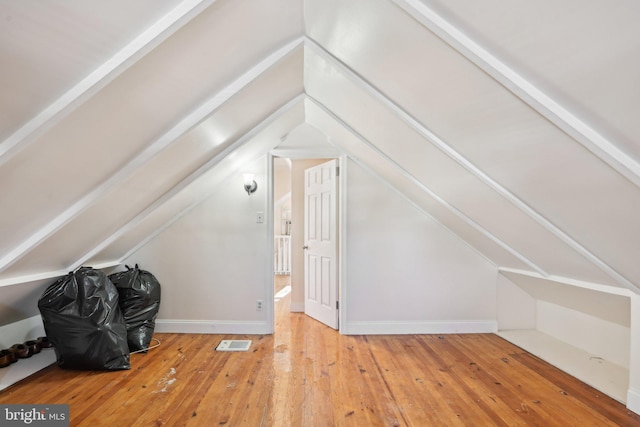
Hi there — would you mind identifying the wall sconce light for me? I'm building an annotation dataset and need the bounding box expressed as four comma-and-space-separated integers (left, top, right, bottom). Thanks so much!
243, 174, 257, 195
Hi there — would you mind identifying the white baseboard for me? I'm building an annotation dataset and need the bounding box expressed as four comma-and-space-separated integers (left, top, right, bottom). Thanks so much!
628, 388, 640, 415
342, 320, 497, 335
154, 320, 271, 335
289, 302, 304, 312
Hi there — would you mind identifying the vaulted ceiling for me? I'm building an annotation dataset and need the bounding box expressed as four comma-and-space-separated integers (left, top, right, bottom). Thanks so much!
1, 0, 639, 293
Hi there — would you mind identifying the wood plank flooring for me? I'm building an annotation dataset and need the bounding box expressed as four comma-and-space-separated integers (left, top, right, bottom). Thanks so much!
1, 290, 639, 426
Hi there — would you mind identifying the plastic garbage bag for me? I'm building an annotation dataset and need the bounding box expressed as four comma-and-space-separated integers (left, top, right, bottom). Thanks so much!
37, 267, 130, 370
109, 264, 161, 352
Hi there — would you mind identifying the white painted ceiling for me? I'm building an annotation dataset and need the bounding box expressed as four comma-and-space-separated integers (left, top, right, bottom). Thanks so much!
1, 0, 639, 293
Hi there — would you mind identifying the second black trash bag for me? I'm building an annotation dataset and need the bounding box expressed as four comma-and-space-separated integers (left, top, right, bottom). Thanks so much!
37, 267, 130, 371
109, 264, 161, 353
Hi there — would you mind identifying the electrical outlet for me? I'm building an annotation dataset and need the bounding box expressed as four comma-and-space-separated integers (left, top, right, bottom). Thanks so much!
256, 300, 263, 311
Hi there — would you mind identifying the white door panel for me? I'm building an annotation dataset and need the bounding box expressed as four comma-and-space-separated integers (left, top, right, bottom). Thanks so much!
304, 159, 338, 329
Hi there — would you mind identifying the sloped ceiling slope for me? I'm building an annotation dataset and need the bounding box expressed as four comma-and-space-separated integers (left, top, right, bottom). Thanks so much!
305, 0, 640, 291
1, 0, 639, 295
0, 0, 184, 143
0, 0, 304, 283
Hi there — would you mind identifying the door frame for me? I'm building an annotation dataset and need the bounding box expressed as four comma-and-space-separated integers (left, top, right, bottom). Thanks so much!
266, 152, 348, 334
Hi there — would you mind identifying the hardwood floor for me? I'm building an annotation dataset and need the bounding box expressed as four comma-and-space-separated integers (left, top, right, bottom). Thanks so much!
1, 292, 639, 426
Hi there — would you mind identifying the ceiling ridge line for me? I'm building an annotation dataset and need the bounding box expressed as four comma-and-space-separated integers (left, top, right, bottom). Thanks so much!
0, 0, 219, 169
392, 0, 640, 189
103, 95, 305, 267
0, 38, 305, 276
305, 95, 544, 276
304, 37, 637, 291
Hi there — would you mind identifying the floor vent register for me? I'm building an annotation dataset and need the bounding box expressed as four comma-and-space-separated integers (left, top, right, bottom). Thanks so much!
215, 340, 252, 352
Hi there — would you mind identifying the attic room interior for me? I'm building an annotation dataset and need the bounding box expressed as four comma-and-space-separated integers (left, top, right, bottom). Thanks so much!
1, 0, 639, 424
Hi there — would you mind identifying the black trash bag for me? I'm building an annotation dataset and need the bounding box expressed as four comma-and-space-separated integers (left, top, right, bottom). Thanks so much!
108, 264, 161, 353
37, 267, 130, 371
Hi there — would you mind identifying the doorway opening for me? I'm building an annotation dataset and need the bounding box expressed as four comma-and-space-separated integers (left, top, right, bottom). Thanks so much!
272, 156, 341, 332
273, 157, 292, 311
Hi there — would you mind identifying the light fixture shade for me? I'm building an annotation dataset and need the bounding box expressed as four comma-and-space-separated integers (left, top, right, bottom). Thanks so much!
243, 174, 257, 195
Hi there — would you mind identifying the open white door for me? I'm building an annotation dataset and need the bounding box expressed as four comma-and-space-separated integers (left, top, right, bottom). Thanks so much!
304, 159, 339, 329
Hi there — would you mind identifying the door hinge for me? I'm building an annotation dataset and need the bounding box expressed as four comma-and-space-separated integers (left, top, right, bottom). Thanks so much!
336, 300, 339, 309
336, 166, 340, 176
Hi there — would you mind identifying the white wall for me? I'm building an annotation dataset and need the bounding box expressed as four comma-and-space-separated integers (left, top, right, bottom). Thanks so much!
123, 154, 500, 335
496, 273, 536, 330
124, 157, 271, 334
343, 159, 498, 334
